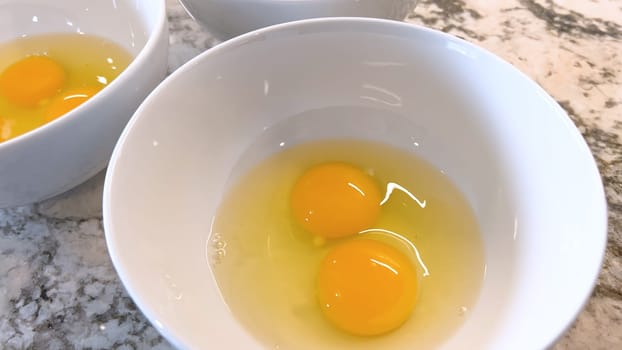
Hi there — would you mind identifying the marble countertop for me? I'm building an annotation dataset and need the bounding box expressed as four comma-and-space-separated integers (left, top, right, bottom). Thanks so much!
1, 0, 620, 349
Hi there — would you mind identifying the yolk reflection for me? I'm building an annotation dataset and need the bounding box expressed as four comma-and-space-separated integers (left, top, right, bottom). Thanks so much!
291, 162, 381, 239
317, 239, 418, 336
44, 86, 102, 121
0, 56, 66, 107
0, 117, 7, 142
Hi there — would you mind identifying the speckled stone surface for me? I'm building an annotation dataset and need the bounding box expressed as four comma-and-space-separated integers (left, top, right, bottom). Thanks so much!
0, 0, 620, 349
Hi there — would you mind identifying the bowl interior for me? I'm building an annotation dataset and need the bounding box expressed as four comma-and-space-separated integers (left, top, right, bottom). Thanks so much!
0, 0, 154, 54
104, 19, 606, 350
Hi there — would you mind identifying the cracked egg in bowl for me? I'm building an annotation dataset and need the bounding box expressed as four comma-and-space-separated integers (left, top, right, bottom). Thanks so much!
103, 18, 606, 350
0, 0, 168, 207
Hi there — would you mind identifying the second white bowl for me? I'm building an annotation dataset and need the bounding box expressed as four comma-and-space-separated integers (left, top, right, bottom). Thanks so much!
0, 0, 168, 207
179, 0, 419, 40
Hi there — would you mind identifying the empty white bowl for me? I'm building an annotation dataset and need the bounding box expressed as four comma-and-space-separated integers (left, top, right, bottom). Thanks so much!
103, 18, 607, 349
0, 0, 168, 207
179, 0, 418, 40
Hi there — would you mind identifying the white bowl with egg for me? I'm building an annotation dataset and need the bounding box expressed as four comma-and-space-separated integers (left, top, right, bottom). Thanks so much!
0, 0, 168, 207
179, 0, 418, 40
103, 18, 607, 350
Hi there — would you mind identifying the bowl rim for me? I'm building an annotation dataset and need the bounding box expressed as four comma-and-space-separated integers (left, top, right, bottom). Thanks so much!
103, 16, 608, 350
0, 0, 168, 151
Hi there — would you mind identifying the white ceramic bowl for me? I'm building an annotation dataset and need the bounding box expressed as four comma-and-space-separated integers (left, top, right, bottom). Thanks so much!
179, 0, 418, 40
0, 0, 168, 207
104, 18, 607, 350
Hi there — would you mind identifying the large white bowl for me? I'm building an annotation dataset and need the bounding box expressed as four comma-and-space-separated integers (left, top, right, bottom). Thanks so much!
179, 0, 418, 40
104, 18, 607, 350
0, 0, 168, 207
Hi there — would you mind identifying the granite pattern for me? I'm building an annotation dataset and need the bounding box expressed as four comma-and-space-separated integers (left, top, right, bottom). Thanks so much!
0, 0, 620, 349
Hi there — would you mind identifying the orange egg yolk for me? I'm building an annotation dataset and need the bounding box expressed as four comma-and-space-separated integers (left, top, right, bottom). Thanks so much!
0, 117, 6, 142
0, 55, 66, 107
317, 239, 418, 336
291, 162, 382, 239
44, 86, 101, 121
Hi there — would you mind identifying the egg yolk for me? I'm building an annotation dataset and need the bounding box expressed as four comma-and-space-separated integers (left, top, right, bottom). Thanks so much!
0, 55, 66, 107
291, 162, 382, 239
0, 117, 6, 142
44, 86, 102, 121
317, 239, 418, 336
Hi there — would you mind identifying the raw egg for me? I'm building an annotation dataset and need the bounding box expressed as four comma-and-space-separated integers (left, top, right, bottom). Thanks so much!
317, 239, 418, 336
0, 55, 66, 107
44, 86, 102, 122
209, 137, 485, 350
0, 33, 131, 142
291, 162, 382, 239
